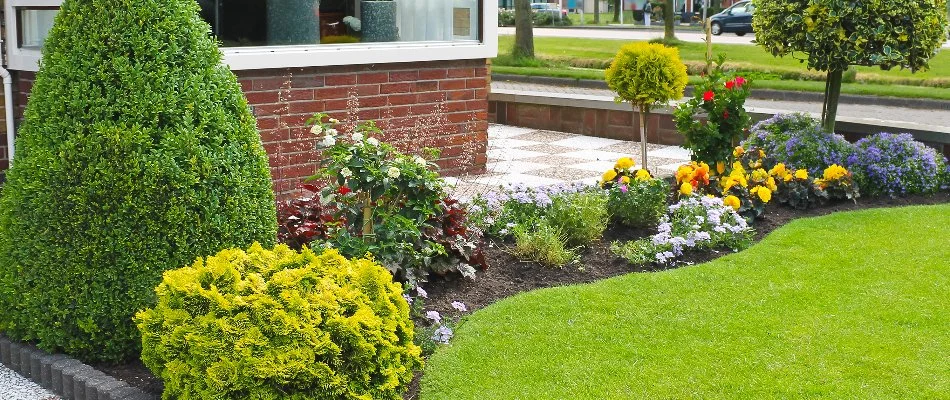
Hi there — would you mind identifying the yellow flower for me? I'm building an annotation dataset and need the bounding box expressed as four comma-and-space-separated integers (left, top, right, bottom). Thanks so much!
621, 175, 631, 184
732, 161, 745, 174
766, 176, 778, 191
769, 163, 788, 179
751, 168, 770, 183
680, 182, 693, 196
635, 169, 652, 181
814, 178, 827, 189
723, 195, 741, 211
676, 164, 694, 183
756, 187, 772, 203
615, 157, 635, 170
733, 146, 745, 157
794, 169, 808, 180
721, 177, 736, 192
758, 149, 765, 158
602, 169, 618, 182
823, 164, 848, 181
716, 161, 726, 175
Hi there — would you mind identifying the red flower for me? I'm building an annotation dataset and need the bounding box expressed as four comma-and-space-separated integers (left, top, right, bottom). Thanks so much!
735, 76, 746, 87
337, 185, 352, 195
723, 110, 730, 119
725, 80, 735, 90
703, 90, 715, 102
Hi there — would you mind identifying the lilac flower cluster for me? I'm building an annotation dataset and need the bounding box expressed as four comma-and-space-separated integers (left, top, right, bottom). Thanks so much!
847, 133, 950, 196
407, 287, 469, 347
467, 182, 593, 237
743, 113, 853, 176
612, 196, 754, 265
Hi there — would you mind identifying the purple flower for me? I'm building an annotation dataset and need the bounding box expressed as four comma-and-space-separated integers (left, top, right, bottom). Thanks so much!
432, 326, 454, 344
451, 301, 468, 312
425, 311, 442, 323
416, 286, 428, 298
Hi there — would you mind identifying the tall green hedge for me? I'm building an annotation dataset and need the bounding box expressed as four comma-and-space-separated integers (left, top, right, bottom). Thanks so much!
0, 0, 277, 362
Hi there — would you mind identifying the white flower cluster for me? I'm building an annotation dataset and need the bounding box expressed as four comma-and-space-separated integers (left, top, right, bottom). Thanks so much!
343, 16, 362, 32
641, 196, 752, 265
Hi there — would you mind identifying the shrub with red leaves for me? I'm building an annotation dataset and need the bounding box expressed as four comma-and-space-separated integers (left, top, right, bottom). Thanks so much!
276, 184, 342, 249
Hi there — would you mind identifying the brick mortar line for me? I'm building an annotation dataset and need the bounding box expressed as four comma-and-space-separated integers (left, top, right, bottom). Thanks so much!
0, 334, 157, 400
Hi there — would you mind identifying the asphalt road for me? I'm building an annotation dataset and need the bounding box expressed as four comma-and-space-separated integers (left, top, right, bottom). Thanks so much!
498, 27, 950, 49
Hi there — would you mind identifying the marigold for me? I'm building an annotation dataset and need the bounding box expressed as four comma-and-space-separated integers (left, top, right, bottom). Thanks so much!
733, 146, 745, 157
676, 164, 694, 183
602, 169, 618, 182
723, 195, 741, 210
769, 163, 788, 179
716, 161, 726, 175
615, 157, 635, 170
635, 169, 652, 181
756, 187, 772, 203
680, 182, 693, 195
766, 177, 777, 191
620, 175, 631, 184
823, 164, 848, 181
794, 169, 808, 180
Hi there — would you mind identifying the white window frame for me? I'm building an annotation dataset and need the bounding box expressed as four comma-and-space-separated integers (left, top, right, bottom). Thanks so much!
4, 0, 498, 72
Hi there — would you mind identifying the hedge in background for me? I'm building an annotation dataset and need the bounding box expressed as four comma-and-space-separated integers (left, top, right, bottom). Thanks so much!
136, 244, 422, 400
0, 0, 277, 362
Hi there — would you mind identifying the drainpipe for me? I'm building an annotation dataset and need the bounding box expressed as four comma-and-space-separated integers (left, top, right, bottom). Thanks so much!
1, 39, 15, 166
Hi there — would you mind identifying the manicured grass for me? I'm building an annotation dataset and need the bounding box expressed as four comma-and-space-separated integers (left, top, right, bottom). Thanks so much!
496, 35, 950, 88
420, 204, 950, 399
492, 65, 950, 100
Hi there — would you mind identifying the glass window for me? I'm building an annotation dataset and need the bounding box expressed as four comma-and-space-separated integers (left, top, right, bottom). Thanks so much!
197, 0, 481, 47
19, 8, 58, 49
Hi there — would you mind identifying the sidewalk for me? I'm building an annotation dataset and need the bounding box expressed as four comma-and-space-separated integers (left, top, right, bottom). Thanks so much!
447, 124, 691, 198
491, 80, 950, 130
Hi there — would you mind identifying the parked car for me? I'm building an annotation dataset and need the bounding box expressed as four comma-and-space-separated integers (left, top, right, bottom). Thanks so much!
531, 2, 568, 19
710, 0, 755, 36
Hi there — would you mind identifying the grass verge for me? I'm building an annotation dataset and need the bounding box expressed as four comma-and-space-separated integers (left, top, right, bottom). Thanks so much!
420, 204, 950, 399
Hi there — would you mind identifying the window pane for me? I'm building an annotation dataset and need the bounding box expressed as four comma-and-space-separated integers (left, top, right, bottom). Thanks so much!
20, 9, 58, 49
197, 0, 480, 47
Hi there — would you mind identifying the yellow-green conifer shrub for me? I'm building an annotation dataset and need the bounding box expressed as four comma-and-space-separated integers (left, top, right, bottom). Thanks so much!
135, 243, 422, 400
605, 42, 687, 169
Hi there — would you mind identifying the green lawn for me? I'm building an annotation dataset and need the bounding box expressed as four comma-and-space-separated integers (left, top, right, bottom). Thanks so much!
420, 204, 950, 399
494, 35, 950, 99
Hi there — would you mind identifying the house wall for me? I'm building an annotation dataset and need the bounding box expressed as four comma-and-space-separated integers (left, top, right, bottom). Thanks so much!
11, 58, 490, 197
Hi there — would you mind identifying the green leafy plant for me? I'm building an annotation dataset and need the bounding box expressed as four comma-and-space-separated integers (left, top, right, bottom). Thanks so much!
674, 57, 753, 167
0, 0, 276, 362
307, 113, 482, 287
547, 192, 610, 247
605, 42, 688, 170
754, 0, 950, 132
135, 243, 422, 400
598, 157, 668, 228
742, 113, 855, 176
513, 222, 577, 268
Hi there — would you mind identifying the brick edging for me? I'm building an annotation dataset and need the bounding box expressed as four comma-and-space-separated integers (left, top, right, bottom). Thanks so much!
490, 73, 950, 111
0, 335, 157, 400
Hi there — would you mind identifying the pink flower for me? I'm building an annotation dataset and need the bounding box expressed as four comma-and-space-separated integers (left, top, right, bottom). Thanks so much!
703, 90, 715, 102
620, 184, 628, 193
735, 76, 746, 87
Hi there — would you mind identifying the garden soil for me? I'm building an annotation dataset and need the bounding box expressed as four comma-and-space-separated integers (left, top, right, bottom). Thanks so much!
91, 193, 950, 398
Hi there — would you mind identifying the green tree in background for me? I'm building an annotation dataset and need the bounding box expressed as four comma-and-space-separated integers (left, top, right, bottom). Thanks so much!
754, 0, 949, 132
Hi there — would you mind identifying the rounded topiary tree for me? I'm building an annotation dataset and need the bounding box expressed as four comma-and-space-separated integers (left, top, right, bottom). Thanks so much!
0, 0, 277, 362
606, 42, 687, 170
754, 0, 949, 133
136, 244, 422, 400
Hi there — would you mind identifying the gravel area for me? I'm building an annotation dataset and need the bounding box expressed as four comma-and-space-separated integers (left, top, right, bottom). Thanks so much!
0, 364, 59, 400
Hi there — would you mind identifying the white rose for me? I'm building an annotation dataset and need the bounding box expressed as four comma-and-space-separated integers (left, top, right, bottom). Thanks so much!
319, 135, 336, 147
413, 156, 427, 167
328, 118, 339, 124
341, 167, 353, 178
367, 137, 380, 146
326, 128, 338, 136
387, 167, 401, 179
310, 124, 323, 135
351, 132, 364, 142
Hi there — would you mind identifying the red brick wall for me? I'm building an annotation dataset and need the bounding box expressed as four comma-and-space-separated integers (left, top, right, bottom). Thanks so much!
8, 59, 489, 196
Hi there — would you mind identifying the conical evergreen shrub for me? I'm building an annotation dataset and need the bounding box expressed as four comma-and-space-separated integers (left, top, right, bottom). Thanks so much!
0, 0, 277, 362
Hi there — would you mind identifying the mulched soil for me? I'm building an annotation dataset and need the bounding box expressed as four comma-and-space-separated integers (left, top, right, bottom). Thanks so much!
90, 193, 950, 398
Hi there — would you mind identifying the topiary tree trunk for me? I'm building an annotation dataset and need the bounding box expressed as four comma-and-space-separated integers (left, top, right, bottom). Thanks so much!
821, 69, 844, 133
514, 0, 535, 58
0, 0, 277, 363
